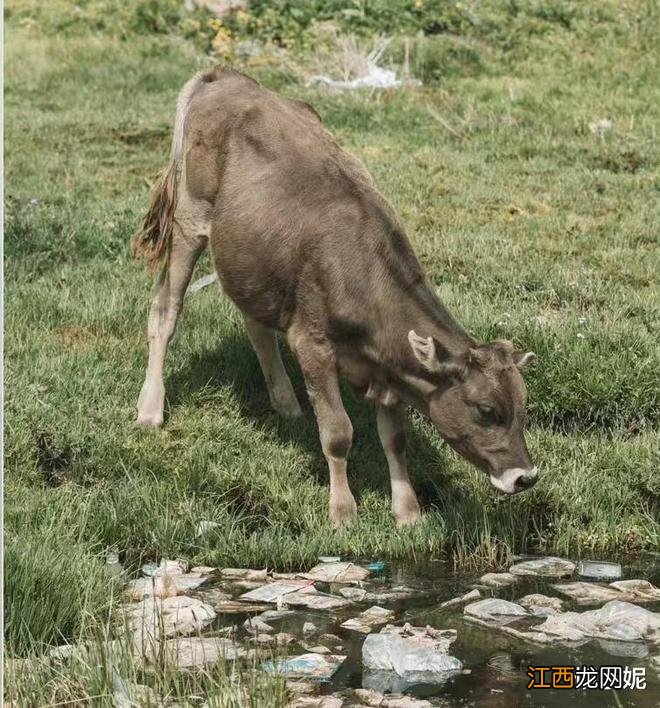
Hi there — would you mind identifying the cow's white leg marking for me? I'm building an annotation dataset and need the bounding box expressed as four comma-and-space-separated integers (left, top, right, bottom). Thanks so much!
289, 328, 356, 527
243, 316, 302, 418
137, 226, 204, 428
377, 403, 421, 527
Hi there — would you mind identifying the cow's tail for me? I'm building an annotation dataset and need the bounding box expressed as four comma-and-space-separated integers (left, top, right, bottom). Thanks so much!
132, 71, 208, 272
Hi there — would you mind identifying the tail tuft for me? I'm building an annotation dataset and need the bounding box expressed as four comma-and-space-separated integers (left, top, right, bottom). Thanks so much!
133, 69, 212, 273
131, 161, 178, 273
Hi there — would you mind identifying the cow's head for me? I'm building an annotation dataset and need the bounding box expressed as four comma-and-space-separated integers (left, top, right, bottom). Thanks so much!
408, 331, 537, 494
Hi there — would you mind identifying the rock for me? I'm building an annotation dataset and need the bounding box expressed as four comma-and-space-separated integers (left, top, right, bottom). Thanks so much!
126, 595, 216, 643
509, 557, 575, 578
289, 697, 343, 708
364, 587, 416, 603
239, 579, 313, 603
610, 579, 660, 602
125, 571, 207, 600
261, 653, 346, 680
221, 568, 268, 581
650, 655, 660, 675
362, 631, 462, 682
163, 637, 245, 668
190, 565, 217, 574
354, 688, 432, 707
576, 560, 622, 580
535, 600, 660, 644
302, 562, 370, 584
152, 559, 188, 576
300, 643, 331, 654
258, 608, 296, 622
111, 678, 159, 708
518, 594, 563, 616
464, 598, 528, 625
438, 588, 480, 610
250, 632, 297, 646
243, 617, 274, 635
303, 621, 317, 637
339, 587, 367, 601
318, 633, 344, 649
341, 606, 395, 634
272, 572, 300, 580
287, 680, 321, 695
380, 624, 457, 654
551, 582, 631, 606
125, 575, 178, 600
476, 572, 517, 588
197, 587, 232, 603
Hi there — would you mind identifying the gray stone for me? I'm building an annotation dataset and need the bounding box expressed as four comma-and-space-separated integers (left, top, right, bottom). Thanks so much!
339, 587, 367, 601
438, 588, 480, 610
303, 621, 318, 637
341, 606, 395, 634
477, 572, 517, 588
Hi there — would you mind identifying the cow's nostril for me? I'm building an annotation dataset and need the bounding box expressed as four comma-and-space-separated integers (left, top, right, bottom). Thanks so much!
514, 474, 537, 492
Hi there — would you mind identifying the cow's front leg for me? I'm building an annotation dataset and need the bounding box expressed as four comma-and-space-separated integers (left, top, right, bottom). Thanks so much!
377, 403, 421, 527
289, 331, 356, 526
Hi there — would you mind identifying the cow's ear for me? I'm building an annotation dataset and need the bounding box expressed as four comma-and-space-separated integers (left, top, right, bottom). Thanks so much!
408, 331, 464, 379
514, 350, 536, 370
408, 330, 440, 372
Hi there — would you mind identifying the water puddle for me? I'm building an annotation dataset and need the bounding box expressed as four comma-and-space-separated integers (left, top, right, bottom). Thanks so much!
198, 556, 660, 706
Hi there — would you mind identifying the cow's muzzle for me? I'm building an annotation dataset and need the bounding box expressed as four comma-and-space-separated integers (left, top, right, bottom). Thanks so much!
489, 467, 538, 495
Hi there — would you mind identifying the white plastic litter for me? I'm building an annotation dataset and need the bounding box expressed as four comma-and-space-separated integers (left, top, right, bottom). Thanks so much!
309, 66, 401, 91
188, 272, 218, 294
362, 632, 462, 679
509, 557, 575, 578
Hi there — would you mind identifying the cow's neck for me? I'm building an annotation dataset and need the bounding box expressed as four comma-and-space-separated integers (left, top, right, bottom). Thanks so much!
368, 279, 474, 413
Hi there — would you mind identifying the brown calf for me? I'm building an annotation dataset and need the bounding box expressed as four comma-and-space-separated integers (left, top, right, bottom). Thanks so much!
134, 67, 538, 527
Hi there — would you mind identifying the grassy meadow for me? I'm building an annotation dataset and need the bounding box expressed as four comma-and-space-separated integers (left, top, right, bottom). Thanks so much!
4, 0, 659, 701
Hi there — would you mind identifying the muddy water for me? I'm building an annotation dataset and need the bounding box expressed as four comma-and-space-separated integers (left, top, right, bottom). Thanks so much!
208, 557, 660, 707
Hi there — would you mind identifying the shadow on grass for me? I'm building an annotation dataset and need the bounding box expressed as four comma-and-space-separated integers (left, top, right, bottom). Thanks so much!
165, 329, 457, 509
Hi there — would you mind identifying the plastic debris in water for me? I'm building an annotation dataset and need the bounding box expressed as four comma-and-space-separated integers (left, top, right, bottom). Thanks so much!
261, 653, 346, 680
577, 560, 622, 581
367, 561, 385, 573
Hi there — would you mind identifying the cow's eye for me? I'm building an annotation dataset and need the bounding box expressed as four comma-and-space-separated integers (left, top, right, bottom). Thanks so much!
476, 403, 496, 421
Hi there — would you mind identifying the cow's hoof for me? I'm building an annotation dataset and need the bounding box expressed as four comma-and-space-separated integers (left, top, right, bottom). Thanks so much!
270, 383, 303, 418
393, 498, 421, 528
330, 496, 358, 527
137, 411, 164, 428
137, 382, 165, 428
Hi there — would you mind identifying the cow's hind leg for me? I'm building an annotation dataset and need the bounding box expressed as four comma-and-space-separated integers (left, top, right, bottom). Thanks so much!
243, 316, 302, 418
137, 229, 204, 427
377, 403, 421, 527
289, 328, 356, 526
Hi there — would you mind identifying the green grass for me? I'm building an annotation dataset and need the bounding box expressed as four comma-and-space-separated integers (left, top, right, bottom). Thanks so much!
4, 0, 659, 694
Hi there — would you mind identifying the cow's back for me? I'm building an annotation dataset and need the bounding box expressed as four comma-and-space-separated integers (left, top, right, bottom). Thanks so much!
182, 67, 422, 335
